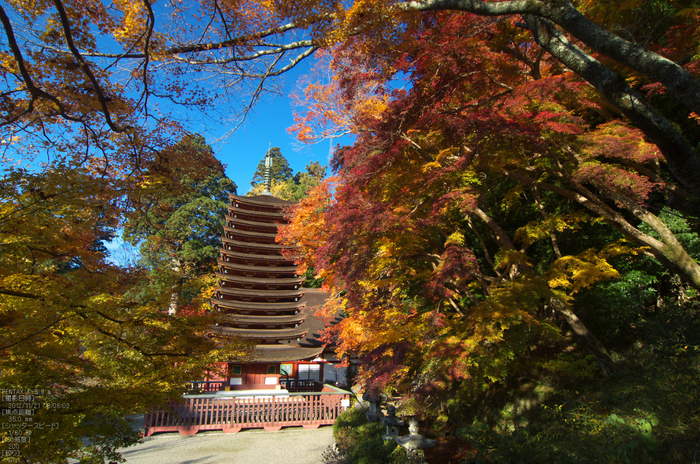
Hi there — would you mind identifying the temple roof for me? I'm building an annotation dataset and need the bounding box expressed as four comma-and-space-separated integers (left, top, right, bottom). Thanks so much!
215, 273, 304, 286
213, 326, 308, 340
217, 313, 307, 325
222, 237, 291, 251
223, 225, 278, 239
217, 260, 298, 274
228, 207, 286, 221
212, 298, 306, 312
219, 249, 296, 262
226, 215, 281, 228
216, 287, 305, 299
283, 290, 335, 348
231, 194, 296, 207
251, 344, 325, 362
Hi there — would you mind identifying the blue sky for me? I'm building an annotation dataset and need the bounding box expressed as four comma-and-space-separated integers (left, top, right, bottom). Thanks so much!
106, 56, 345, 263
212, 95, 336, 196
194, 59, 344, 196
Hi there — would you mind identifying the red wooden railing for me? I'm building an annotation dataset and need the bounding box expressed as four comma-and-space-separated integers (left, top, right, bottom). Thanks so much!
279, 379, 322, 392
143, 387, 351, 436
188, 380, 226, 393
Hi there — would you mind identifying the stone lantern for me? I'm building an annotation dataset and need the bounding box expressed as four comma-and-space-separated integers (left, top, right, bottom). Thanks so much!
380, 405, 404, 441
363, 392, 384, 422
396, 419, 436, 459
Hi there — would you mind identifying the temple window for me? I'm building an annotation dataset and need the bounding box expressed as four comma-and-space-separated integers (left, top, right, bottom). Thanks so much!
298, 364, 320, 381
280, 364, 293, 376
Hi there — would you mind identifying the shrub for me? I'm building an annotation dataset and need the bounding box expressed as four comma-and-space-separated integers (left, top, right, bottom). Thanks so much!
329, 407, 402, 464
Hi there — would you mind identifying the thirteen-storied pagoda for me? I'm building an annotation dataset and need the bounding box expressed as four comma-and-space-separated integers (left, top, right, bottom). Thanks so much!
210, 151, 339, 391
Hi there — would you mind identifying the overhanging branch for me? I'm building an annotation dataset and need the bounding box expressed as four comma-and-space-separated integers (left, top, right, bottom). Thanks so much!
522, 15, 700, 201
403, 0, 700, 116
51, 0, 131, 133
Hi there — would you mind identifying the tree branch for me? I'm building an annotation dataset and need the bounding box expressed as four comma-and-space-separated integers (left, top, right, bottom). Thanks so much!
81, 20, 316, 60
0, 314, 74, 352
139, 0, 156, 120
50, 0, 131, 133
403, 0, 543, 16
404, 0, 700, 116
523, 15, 700, 202
0, 5, 83, 125
506, 169, 700, 288
75, 312, 196, 359
0, 288, 42, 300
171, 40, 316, 66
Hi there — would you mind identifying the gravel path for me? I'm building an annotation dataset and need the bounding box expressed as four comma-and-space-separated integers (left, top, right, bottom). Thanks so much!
117, 426, 335, 464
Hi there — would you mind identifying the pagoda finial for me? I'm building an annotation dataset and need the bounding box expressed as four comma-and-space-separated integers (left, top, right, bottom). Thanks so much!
263, 145, 272, 195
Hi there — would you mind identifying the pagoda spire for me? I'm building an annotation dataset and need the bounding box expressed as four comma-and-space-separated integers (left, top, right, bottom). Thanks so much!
263, 147, 272, 195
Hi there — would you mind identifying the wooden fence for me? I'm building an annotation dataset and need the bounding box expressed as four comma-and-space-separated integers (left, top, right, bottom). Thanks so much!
143, 388, 352, 436
188, 380, 226, 393
279, 379, 321, 392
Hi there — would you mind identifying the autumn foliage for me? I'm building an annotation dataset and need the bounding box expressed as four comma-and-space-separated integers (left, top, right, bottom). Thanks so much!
0, 146, 248, 462
2, 0, 700, 461
282, 10, 700, 416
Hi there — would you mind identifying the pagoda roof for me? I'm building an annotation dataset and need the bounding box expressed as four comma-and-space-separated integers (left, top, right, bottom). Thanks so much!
212, 298, 306, 312
223, 225, 278, 239
228, 207, 287, 220
214, 189, 337, 361
217, 260, 298, 274
217, 313, 307, 325
216, 287, 305, 299
215, 273, 304, 286
222, 237, 292, 251
288, 290, 337, 348
226, 215, 281, 229
212, 326, 308, 340
252, 344, 325, 362
231, 194, 295, 208
220, 249, 296, 262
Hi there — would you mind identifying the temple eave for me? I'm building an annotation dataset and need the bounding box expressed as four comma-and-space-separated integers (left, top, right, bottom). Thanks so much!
213, 326, 308, 339
251, 344, 325, 362
223, 225, 278, 239
222, 236, 290, 249
225, 214, 282, 228
230, 193, 296, 207
217, 260, 299, 273
218, 314, 307, 325
211, 298, 306, 311
219, 249, 298, 262
215, 287, 305, 299
214, 272, 304, 286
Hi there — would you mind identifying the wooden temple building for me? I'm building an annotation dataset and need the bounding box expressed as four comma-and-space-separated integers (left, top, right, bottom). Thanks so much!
142, 154, 352, 436
207, 155, 343, 392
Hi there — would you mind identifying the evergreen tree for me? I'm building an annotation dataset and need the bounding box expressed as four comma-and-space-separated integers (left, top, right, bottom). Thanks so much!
248, 160, 327, 201
123, 134, 237, 314
250, 147, 293, 187
288, 161, 327, 201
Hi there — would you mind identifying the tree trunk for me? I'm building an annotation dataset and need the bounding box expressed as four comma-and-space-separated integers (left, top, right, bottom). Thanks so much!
168, 259, 184, 315
524, 16, 700, 202
508, 171, 700, 290
550, 297, 615, 377
168, 277, 184, 316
